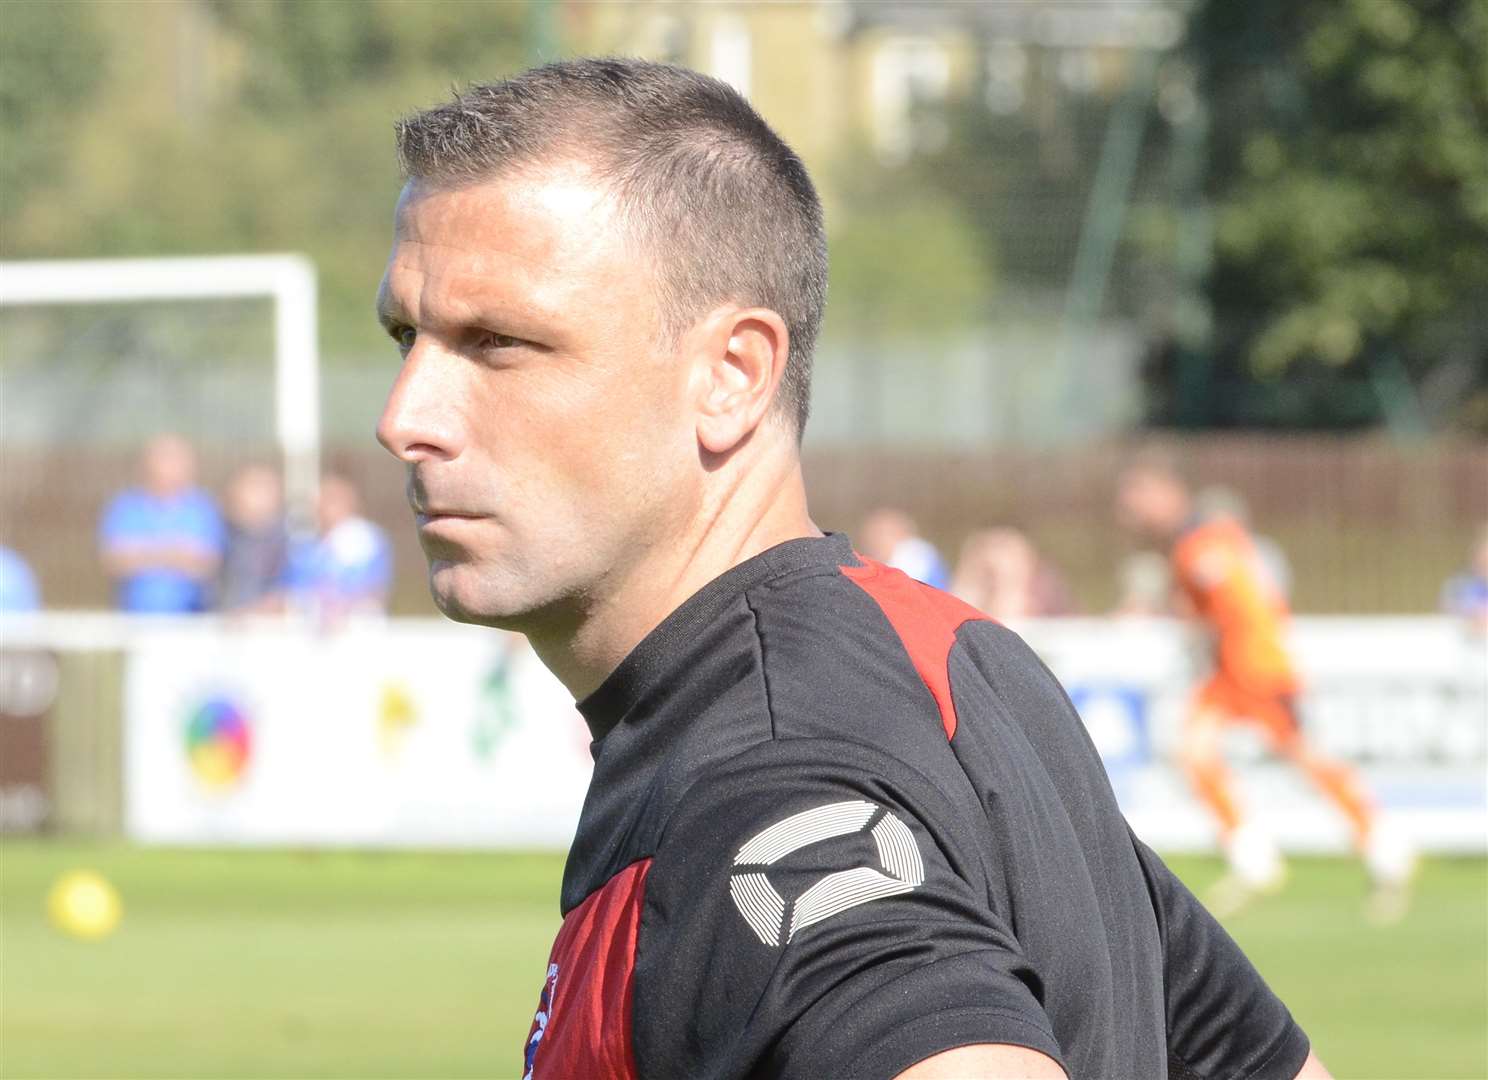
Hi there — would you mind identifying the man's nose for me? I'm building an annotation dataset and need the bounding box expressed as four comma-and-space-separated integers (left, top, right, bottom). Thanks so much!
376, 348, 463, 463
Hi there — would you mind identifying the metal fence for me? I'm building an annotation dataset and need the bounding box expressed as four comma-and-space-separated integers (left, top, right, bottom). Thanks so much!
806, 437, 1487, 614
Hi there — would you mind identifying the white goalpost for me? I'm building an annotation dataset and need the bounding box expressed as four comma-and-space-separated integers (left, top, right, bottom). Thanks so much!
0, 253, 321, 531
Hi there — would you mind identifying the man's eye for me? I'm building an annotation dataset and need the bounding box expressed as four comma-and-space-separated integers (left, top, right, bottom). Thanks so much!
480, 330, 523, 351
395, 326, 417, 351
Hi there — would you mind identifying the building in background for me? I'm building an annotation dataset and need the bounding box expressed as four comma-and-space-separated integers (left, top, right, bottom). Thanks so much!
569, 2, 1181, 167
2, 0, 1482, 617
568, 1, 1186, 446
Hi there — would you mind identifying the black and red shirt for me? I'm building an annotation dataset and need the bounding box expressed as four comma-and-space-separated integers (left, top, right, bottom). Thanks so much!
523, 534, 1309, 1079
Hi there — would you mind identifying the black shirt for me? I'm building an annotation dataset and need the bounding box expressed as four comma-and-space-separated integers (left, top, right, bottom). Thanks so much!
521, 534, 1309, 1080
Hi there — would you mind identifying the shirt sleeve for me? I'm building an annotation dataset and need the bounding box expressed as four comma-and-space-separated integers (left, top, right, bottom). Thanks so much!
1129, 832, 1310, 1080
632, 737, 1064, 1080
98, 494, 136, 552
348, 527, 393, 597
192, 495, 227, 555
326, 522, 393, 601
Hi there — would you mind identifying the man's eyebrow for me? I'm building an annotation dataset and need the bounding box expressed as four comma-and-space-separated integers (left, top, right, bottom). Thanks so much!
375, 290, 405, 329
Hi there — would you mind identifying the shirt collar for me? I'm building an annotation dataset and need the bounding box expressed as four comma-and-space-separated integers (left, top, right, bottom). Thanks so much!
576, 532, 855, 742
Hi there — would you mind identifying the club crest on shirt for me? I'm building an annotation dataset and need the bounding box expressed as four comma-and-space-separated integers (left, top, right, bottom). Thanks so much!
522, 962, 560, 1079
728, 799, 925, 946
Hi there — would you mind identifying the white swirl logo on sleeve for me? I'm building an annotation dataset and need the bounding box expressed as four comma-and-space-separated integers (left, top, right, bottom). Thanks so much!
727, 799, 925, 947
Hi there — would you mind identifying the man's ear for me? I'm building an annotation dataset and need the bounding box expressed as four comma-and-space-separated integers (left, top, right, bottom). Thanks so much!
690, 306, 790, 456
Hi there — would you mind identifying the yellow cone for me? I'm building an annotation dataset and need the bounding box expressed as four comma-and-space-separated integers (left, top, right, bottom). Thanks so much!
47, 870, 123, 941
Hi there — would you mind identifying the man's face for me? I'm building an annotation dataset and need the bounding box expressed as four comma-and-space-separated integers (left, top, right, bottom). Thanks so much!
1116, 468, 1182, 542
317, 476, 357, 535
375, 165, 700, 633
227, 466, 281, 528
143, 436, 195, 497
859, 510, 911, 563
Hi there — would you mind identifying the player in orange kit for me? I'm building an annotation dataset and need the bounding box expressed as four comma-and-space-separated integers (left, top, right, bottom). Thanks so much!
1117, 456, 1416, 920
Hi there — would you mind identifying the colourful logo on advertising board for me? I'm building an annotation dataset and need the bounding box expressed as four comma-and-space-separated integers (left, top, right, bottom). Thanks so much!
378, 681, 419, 758
473, 650, 517, 761
185, 696, 252, 790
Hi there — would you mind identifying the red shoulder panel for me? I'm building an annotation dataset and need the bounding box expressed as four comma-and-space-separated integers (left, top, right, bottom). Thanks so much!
523, 859, 650, 1080
841, 558, 988, 740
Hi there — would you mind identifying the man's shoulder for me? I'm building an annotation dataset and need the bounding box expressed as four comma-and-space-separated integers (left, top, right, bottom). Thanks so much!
743, 558, 1045, 742
325, 516, 390, 567
180, 487, 221, 514
744, 556, 991, 677
708, 568, 1058, 835
100, 488, 155, 537
103, 487, 148, 515
1172, 520, 1243, 591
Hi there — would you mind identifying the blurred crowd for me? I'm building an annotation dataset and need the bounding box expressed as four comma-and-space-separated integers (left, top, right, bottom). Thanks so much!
0, 433, 391, 619
1, 437, 1484, 632
858, 492, 1488, 633
860, 507, 1077, 621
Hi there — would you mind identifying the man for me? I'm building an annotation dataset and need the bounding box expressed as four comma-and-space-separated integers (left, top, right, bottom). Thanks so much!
285, 473, 393, 620
860, 508, 952, 590
1194, 485, 1293, 601
0, 545, 41, 612
1440, 523, 1488, 632
217, 463, 290, 612
99, 433, 224, 613
951, 527, 1076, 621
1117, 457, 1415, 919
377, 59, 1325, 1080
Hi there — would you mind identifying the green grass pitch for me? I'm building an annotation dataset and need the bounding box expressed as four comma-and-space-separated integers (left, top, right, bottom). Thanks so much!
2, 844, 1484, 1079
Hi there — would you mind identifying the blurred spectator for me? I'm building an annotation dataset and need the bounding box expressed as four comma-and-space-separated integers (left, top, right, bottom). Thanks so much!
859, 508, 950, 590
1195, 485, 1293, 601
1113, 551, 1172, 617
0, 545, 42, 612
952, 527, 1076, 621
98, 434, 224, 613
1440, 524, 1488, 631
218, 464, 290, 612
287, 474, 393, 618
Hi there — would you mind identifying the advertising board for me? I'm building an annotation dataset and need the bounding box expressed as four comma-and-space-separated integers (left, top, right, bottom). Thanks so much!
124, 620, 591, 847
122, 615, 1486, 852
1019, 616, 1487, 853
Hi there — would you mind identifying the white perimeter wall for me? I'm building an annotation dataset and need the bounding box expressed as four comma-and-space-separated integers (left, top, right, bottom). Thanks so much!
6, 613, 1480, 853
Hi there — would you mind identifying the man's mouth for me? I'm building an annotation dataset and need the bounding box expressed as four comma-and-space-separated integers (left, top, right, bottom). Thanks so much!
415, 507, 484, 526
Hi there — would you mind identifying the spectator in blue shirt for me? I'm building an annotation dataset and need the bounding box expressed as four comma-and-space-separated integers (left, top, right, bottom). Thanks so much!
287, 473, 392, 619
0, 545, 41, 612
1441, 524, 1488, 633
99, 434, 225, 613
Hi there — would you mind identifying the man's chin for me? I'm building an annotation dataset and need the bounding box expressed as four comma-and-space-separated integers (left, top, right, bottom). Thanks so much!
427, 561, 541, 631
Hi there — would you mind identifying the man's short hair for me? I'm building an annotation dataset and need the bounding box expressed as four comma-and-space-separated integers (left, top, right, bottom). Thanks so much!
395, 58, 828, 437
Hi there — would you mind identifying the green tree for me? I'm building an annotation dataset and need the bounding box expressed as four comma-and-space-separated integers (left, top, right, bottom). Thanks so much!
1, 0, 530, 362
1169, 0, 1488, 431
825, 149, 996, 339
0, 1, 106, 214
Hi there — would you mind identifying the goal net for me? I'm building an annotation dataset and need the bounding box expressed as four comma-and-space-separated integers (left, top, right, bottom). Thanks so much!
0, 255, 319, 610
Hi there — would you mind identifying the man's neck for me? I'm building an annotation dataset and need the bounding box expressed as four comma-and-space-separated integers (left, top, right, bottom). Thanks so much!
528, 458, 819, 702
